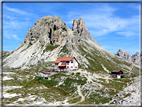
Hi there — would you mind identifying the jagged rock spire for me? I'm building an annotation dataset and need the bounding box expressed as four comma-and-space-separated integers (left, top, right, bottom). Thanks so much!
72, 17, 91, 39
72, 17, 88, 32
77, 17, 88, 33
72, 18, 78, 31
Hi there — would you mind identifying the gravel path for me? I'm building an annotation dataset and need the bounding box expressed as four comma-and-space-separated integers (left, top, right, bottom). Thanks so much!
73, 85, 85, 104
77, 85, 85, 102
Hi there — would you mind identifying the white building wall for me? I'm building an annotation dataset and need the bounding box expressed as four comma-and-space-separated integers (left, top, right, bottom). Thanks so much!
117, 75, 121, 79
74, 61, 78, 69
39, 72, 48, 77
68, 58, 78, 70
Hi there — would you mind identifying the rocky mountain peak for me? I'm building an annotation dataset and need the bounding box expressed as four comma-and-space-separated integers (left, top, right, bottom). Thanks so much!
24, 15, 68, 46
116, 49, 130, 60
77, 17, 88, 32
116, 49, 140, 64
72, 17, 91, 39
131, 52, 140, 63
24, 16, 93, 47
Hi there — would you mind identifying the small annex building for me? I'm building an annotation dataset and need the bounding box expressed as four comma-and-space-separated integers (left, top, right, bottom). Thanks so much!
111, 70, 123, 78
38, 71, 50, 79
54, 57, 78, 71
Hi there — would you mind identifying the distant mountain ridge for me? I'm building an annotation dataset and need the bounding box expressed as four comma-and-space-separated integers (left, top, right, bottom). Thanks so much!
116, 49, 141, 64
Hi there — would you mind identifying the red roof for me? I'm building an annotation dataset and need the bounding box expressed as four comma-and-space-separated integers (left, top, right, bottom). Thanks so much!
54, 57, 74, 63
40, 71, 49, 74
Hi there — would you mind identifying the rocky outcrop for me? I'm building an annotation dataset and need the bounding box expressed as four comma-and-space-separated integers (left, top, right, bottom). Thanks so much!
65, 17, 97, 51
72, 18, 91, 39
118, 76, 140, 105
24, 15, 68, 46
72, 18, 77, 31
116, 49, 131, 60
116, 49, 140, 64
24, 16, 96, 50
131, 52, 140, 63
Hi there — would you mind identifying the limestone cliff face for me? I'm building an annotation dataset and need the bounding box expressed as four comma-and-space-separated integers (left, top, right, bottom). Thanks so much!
24, 16, 98, 49
70, 17, 101, 48
72, 17, 91, 39
24, 16, 68, 46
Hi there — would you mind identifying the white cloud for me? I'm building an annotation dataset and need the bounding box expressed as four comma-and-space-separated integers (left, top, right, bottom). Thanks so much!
4, 5, 34, 15
3, 19, 32, 30
12, 34, 20, 40
4, 31, 20, 40
65, 4, 139, 37
117, 31, 136, 37
3, 5, 37, 30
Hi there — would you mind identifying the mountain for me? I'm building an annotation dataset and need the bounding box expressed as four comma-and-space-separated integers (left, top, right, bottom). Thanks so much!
3, 15, 139, 73
3, 15, 140, 106
116, 49, 140, 64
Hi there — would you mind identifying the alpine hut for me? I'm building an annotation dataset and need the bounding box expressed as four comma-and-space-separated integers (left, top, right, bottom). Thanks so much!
54, 57, 79, 71
38, 71, 50, 79
111, 70, 123, 78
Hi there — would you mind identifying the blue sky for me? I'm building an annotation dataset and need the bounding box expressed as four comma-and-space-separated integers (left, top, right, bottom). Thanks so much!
3, 3, 140, 55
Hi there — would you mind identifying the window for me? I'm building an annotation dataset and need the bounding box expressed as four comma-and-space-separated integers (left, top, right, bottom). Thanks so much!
71, 60, 73, 63
66, 61, 69, 63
